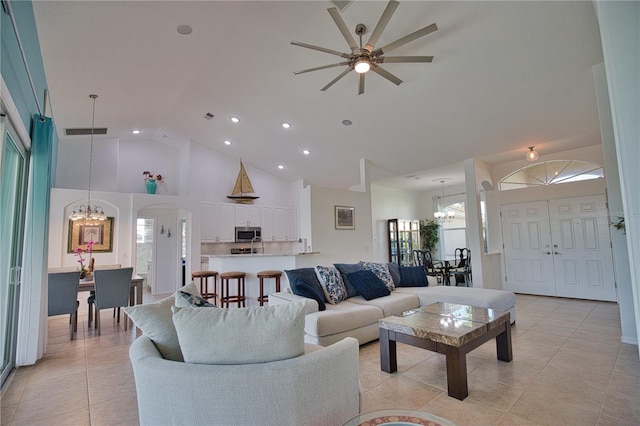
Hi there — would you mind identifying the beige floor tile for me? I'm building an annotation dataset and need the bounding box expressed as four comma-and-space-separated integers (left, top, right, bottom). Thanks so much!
470, 360, 543, 391
508, 390, 599, 425
518, 330, 569, 346
596, 412, 638, 426
9, 389, 88, 424
89, 391, 139, 426
546, 347, 617, 376
466, 374, 524, 411
562, 336, 621, 357
420, 393, 505, 426
0, 404, 17, 426
600, 390, 640, 424
367, 375, 442, 410
8, 406, 89, 426
359, 360, 393, 392
495, 412, 543, 425
361, 391, 403, 413
87, 368, 137, 406
20, 370, 88, 403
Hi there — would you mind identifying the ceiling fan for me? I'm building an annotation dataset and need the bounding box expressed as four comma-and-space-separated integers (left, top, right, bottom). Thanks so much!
291, 0, 437, 95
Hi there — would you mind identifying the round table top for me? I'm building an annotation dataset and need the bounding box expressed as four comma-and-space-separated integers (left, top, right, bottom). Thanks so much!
344, 409, 457, 426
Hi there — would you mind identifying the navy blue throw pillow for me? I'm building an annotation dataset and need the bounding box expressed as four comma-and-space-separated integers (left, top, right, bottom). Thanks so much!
334, 263, 363, 297
346, 270, 390, 301
292, 278, 326, 311
285, 268, 325, 298
178, 291, 215, 307
398, 266, 429, 287
386, 262, 401, 287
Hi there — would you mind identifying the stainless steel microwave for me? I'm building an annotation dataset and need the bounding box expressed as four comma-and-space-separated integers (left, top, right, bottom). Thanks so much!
235, 226, 261, 243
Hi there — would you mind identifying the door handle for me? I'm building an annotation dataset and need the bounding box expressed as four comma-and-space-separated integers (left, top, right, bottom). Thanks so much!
543, 251, 551, 255
554, 251, 563, 255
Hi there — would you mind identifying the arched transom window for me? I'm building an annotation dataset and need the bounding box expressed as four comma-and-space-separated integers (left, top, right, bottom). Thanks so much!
498, 160, 603, 191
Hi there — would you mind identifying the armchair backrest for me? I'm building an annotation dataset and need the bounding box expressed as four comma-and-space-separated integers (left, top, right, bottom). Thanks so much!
94, 267, 134, 310
48, 271, 81, 316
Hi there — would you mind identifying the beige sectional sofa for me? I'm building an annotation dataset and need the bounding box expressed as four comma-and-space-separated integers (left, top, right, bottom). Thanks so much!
270, 270, 516, 346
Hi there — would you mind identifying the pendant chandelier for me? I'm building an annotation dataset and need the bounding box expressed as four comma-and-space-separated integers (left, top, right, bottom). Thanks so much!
433, 179, 455, 224
69, 94, 106, 221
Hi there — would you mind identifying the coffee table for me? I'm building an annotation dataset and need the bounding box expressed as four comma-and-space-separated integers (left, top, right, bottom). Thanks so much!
379, 302, 512, 400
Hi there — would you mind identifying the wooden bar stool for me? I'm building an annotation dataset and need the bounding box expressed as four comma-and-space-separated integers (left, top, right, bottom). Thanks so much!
191, 270, 218, 305
219, 271, 246, 308
256, 270, 282, 306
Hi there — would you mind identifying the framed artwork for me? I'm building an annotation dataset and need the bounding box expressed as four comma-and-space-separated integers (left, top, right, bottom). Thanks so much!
335, 206, 355, 230
67, 217, 114, 253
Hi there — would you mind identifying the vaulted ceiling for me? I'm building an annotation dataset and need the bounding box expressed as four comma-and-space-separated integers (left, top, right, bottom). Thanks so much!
32, 1, 605, 192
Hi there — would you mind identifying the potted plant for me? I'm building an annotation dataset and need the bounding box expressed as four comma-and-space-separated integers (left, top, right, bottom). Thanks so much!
419, 219, 440, 254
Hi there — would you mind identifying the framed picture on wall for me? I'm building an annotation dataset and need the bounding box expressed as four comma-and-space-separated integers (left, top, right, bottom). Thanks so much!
67, 217, 114, 253
335, 206, 355, 230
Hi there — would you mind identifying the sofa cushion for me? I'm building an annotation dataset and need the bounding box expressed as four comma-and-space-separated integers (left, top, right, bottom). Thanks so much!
346, 270, 390, 300
360, 261, 395, 291
398, 266, 429, 287
333, 263, 363, 297
286, 268, 326, 302
175, 291, 215, 307
293, 278, 326, 311
124, 281, 200, 361
304, 302, 384, 338
386, 262, 401, 287
172, 300, 306, 365
315, 266, 348, 304
347, 292, 419, 317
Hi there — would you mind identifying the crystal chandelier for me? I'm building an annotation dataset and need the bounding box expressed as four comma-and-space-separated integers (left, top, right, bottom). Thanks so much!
69, 94, 106, 221
433, 179, 455, 224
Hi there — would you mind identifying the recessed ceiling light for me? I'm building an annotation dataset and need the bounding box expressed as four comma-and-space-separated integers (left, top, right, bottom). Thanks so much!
278, 165, 285, 170
224, 140, 232, 146
302, 149, 310, 155
342, 119, 352, 126
131, 129, 141, 134
230, 116, 240, 123
176, 25, 193, 36
282, 122, 291, 129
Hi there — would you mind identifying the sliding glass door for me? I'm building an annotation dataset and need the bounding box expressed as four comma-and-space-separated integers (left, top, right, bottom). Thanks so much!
0, 114, 28, 388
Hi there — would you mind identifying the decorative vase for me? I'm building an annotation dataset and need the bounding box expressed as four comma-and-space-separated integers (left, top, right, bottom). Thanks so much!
145, 179, 157, 194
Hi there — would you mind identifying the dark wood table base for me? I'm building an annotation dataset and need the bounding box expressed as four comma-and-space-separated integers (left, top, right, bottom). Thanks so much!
379, 305, 512, 401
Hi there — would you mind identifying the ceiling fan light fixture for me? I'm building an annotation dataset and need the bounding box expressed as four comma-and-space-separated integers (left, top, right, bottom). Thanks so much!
526, 146, 539, 161
354, 59, 371, 73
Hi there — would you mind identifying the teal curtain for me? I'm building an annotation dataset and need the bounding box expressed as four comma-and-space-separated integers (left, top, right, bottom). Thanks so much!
15, 114, 55, 365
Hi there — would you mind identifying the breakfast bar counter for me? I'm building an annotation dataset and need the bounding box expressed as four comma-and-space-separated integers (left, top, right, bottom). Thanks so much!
204, 253, 318, 307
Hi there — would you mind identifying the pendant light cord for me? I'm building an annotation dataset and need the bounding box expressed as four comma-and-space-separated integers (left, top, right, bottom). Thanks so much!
87, 94, 98, 210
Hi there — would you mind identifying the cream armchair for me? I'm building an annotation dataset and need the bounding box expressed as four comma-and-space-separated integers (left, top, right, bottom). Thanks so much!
129, 335, 361, 426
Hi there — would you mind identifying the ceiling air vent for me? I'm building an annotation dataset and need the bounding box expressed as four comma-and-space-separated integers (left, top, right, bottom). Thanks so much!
64, 127, 108, 136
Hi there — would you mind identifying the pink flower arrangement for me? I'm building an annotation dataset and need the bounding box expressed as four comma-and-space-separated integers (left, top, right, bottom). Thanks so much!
75, 241, 95, 278
142, 171, 164, 182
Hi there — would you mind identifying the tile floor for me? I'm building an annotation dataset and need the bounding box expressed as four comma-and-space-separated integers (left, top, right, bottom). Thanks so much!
1, 291, 638, 425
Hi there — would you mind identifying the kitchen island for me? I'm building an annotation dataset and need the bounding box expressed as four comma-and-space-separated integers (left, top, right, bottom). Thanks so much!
205, 253, 318, 307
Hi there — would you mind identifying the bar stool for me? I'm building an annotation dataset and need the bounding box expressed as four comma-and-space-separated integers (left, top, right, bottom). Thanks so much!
256, 270, 282, 306
219, 271, 246, 308
191, 270, 218, 305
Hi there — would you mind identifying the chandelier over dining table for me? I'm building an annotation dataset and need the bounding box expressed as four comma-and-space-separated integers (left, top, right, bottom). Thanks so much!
69, 94, 106, 221
433, 179, 455, 224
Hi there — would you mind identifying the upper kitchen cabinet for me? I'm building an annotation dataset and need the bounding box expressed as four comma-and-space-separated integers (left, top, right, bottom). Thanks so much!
201, 203, 235, 242
261, 206, 297, 241
235, 205, 261, 227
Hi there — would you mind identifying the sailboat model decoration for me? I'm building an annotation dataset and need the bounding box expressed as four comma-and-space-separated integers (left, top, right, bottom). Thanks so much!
227, 161, 260, 203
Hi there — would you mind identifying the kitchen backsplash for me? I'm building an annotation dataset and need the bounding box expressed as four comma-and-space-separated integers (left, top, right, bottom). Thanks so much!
201, 241, 297, 256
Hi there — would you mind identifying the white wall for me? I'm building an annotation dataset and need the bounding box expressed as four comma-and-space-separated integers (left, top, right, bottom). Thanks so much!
118, 139, 181, 195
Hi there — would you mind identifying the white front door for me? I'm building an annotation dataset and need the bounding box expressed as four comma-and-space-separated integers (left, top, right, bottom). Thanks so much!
501, 201, 557, 296
501, 195, 616, 301
549, 195, 617, 301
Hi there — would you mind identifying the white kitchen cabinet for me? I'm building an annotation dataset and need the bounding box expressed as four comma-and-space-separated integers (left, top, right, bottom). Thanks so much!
201, 203, 235, 242
260, 206, 275, 241
235, 205, 261, 227
273, 207, 286, 241
286, 207, 297, 241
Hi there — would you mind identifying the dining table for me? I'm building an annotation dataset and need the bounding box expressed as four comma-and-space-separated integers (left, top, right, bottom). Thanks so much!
78, 275, 145, 306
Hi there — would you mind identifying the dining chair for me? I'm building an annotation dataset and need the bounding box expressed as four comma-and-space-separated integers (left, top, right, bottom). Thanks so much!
450, 248, 471, 286
87, 264, 122, 326
91, 267, 134, 335
413, 249, 446, 282
47, 271, 81, 340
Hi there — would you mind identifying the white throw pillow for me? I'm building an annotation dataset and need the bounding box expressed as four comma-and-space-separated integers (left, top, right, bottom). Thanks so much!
172, 300, 306, 365
124, 281, 200, 361
314, 265, 347, 304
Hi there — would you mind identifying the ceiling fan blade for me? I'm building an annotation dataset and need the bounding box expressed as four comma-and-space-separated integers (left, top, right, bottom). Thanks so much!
358, 73, 365, 95
373, 23, 438, 56
377, 56, 434, 63
364, 0, 399, 52
294, 62, 349, 75
371, 65, 403, 86
327, 7, 359, 52
321, 68, 352, 91
291, 41, 351, 58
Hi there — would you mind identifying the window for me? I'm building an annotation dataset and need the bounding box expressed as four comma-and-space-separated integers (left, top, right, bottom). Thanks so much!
499, 160, 603, 191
